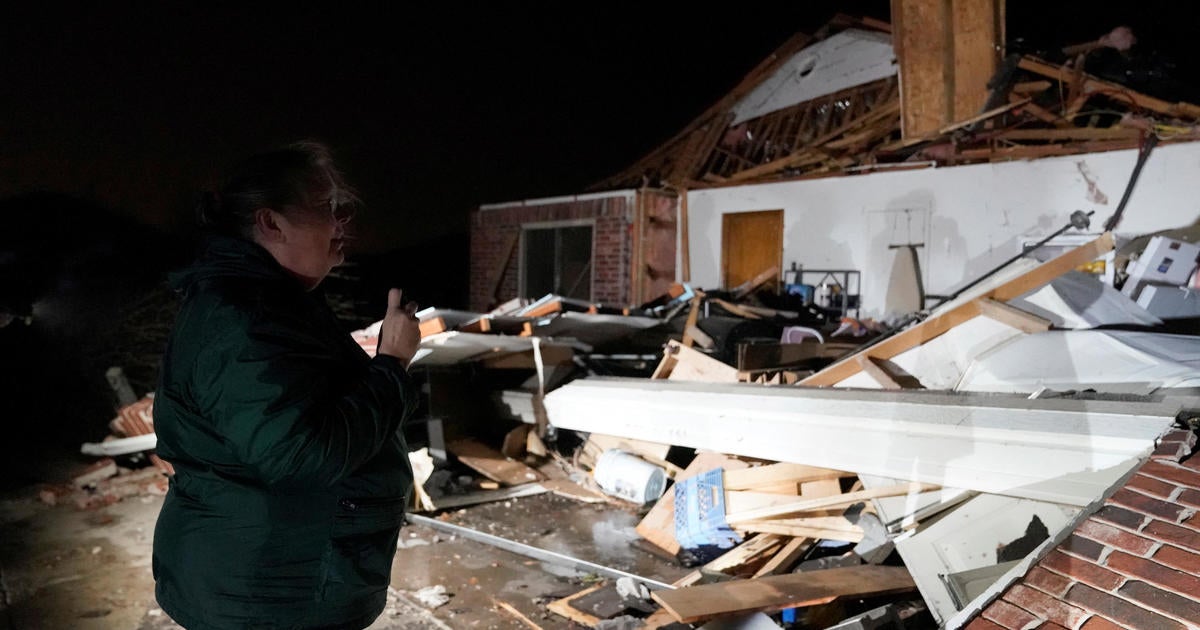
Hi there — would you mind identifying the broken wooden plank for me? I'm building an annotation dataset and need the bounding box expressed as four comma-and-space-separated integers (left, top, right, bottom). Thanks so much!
725, 482, 938, 525
1018, 56, 1200, 119
651, 565, 916, 624
752, 537, 814, 577
447, 439, 543, 486
800, 233, 1115, 386
976, 298, 1052, 334
995, 127, 1140, 142
855, 355, 925, 389
653, 339, 739, 383
672, 534, 786, 587
723, 463, 848, 491
680, 294, 703, 348
684, 324, 714, 350
492, 598, 544, 630
736, 520, 865, 542
856, 355, 901, 389
546, 584, 605, 627
540, 479, 609, 504
428, 483, 548, 511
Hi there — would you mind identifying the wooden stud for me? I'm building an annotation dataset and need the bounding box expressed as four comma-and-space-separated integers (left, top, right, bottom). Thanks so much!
725, 482, 939, 525
651, 565, 916, 624
418, 316, 447, 338
800, 233, 1115, 386
976, 298, 1053, 333
752, 537, 814, 577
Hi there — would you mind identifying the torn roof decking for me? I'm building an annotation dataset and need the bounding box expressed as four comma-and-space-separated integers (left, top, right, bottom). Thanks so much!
591, 16, 1200, 191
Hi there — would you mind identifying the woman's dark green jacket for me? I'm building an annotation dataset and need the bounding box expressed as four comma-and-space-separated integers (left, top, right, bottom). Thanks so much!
152, 236, 417, 629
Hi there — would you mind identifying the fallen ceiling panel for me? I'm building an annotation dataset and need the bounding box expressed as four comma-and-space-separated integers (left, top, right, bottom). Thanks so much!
543, 378, 1181, 506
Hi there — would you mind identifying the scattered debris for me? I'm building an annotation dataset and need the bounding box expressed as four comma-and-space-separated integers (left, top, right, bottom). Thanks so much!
413, 585, 451, 609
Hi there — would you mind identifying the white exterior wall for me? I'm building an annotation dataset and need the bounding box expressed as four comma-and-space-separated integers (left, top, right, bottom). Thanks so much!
685, 141, 1200, 319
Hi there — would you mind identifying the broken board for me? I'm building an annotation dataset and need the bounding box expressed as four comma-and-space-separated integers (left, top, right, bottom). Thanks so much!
651, 565, 916, 624
447, 439, 543, 486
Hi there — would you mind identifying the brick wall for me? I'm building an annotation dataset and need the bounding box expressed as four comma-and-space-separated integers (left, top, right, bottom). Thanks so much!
966, 428, 1200, 630
468, 195, 634, 312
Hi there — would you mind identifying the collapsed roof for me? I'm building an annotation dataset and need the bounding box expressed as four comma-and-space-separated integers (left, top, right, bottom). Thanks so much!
591, 15, 1200, 191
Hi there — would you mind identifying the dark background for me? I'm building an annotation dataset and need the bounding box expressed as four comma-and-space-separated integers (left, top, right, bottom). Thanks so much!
3, 2, 1200, 484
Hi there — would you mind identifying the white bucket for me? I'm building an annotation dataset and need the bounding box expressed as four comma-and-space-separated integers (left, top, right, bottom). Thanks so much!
593, 449, 667, 504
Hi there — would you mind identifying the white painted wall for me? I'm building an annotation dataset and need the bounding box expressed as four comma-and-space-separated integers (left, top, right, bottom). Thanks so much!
685, 141, 1200, 320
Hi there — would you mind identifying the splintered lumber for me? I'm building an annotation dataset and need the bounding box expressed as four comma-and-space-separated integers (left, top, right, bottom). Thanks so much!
447, 439, 543, 486
672, 534, 787, 587
737, 518, 865, 542
652, 565, 916, 624
856, 356, 924, 389
429, 483, 548, 511
636, 453, 748, 555
1018, 56, 1200, 120
547, 584, 605, 627
732, 266, 779, 299
418, 317, 446, 337
800, 233, 1115, 386
680, 294, 703, 348
725, 482, 938, 525
722, 463, 849, 491
976, 298, 1052, 334
753, 537, 814, 577
540, 479, 608, 503
492, 599, 544, 630
652, 339, 739, 383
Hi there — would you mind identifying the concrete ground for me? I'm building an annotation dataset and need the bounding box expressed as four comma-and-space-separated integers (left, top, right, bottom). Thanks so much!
0, 486, 689, 630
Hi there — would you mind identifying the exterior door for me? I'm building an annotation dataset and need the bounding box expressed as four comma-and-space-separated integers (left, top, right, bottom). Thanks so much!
722, 210, 783, 290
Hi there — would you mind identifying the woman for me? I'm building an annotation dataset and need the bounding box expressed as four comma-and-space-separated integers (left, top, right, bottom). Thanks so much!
152, 142, 422, 629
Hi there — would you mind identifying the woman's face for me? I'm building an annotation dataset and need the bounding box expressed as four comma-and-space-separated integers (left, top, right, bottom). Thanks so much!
271, 196, 352, 290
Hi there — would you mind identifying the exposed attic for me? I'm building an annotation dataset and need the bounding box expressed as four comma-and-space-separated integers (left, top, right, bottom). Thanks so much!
591, 10, 1200, 192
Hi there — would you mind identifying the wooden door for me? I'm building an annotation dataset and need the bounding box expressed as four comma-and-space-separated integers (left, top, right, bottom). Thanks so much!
722, 210, 783, 290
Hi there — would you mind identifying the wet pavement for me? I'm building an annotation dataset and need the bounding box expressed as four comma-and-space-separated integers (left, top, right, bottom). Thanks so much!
0, 487, 688, 629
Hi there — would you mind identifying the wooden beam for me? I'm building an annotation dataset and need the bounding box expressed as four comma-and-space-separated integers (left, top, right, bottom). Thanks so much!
856, 355, 924, 389
723, 463, 848, 491
732, 266, 780, 299
726, 98, 899, 183
651, 565, 917, 624
418, 316, 447, 338
1018, 56, 1200, 120
857, 355, 901, 389
725, 482, 938, 525
672, 534, 786, 587
752, 537, 814, 577
995, 127, 1140, 141
951, 0, 1003, 122
447, 439, 543, 486
680, 294, 703, 348
546, 584, 605, 627
800, 232, 1115, 386
976, 298, 1052, 333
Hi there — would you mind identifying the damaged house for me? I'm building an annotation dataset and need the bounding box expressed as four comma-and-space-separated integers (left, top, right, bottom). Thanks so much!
55, 4, 1200, 629
446, 4, 1200, 629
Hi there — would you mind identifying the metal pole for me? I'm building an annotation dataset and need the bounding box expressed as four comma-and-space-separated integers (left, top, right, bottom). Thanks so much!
405, 513, 676, 591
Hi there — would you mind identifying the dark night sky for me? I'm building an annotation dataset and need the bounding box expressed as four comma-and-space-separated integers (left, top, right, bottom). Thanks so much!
3, 2, 1200, 256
